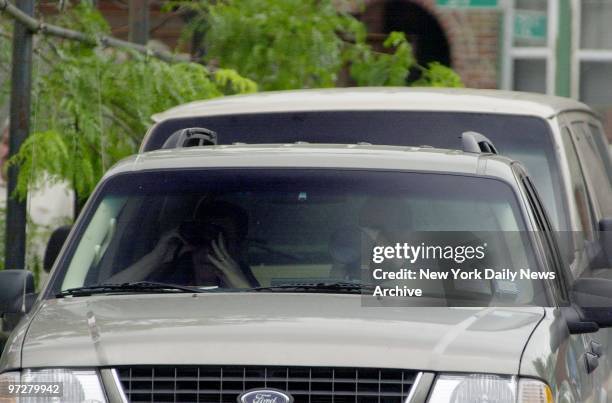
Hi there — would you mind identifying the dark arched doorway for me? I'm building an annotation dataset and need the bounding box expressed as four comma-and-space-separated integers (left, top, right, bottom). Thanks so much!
361, 0, 452, 82
384, 1, 451, 68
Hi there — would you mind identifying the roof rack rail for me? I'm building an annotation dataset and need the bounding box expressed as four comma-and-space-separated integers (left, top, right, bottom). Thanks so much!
461, 131, 498, 154
162, 127, 217, 149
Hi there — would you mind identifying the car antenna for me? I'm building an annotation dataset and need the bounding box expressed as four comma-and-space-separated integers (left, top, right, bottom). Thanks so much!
162, 127, 218, 149
461, 131, 498, 154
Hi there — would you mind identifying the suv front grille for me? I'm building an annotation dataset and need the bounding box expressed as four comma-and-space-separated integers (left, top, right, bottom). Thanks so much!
116, 366, 418, 403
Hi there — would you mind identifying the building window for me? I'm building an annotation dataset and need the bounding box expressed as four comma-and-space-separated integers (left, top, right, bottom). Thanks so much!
575, 0, 612, 139
502, 0, 556, 94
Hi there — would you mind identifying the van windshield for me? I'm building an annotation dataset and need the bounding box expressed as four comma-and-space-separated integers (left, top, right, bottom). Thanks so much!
150, 111, 566, 230
53, 169, 550, 306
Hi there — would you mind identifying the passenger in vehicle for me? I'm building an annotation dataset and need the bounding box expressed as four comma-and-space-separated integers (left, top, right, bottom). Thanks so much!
329, 198, 413, 280
108, 200, 258, 288
328, 226, 363, 280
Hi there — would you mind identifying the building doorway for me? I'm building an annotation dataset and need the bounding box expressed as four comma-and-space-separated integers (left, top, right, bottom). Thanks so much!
384, 0, 451, 68
361, 0, 452, 82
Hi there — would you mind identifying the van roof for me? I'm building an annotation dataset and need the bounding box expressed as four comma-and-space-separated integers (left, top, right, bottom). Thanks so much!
151, 87, 592, 122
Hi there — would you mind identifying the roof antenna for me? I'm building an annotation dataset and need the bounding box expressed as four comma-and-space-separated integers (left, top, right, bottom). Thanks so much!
162, 127, 218, 149
461, 131, 498, 154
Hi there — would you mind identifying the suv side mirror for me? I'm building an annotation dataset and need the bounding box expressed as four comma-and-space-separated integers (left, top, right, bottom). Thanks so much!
43, 225, 71, 273
0, 270, 34, 316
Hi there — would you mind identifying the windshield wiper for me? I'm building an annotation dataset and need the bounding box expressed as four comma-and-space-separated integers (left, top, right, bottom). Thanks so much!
56, 281, 205, 298
244, 281, 376, 294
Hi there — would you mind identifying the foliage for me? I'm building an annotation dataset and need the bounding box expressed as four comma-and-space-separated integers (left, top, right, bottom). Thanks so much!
7, 2, 256, 201
169, 0, 463, 90
202, 0, 353, 89
349, 32, 415, 86
0, 19, 12, 107
413, 62, 465, 88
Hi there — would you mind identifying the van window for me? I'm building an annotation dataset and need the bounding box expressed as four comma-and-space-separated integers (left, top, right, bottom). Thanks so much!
570, 122, 612, 217
562, 127, 595, 240
150, 112, 567, 231
587, 123, 612, 181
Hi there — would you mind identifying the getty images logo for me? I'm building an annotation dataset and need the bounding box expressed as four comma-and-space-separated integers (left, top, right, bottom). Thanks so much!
238, 389, 294, 403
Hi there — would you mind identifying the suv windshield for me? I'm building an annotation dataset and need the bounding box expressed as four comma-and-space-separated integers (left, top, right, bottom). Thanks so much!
52, 169, 548, 306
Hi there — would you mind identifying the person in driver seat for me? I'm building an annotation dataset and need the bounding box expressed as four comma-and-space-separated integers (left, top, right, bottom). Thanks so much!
108, 200, 258, 288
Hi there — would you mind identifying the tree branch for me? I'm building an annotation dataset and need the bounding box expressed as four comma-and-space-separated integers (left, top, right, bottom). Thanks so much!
0, 0, 191, 63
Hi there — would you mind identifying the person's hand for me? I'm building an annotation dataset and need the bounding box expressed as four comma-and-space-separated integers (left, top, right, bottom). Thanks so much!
152, 229, 187, 263
207, 233, 250, 288
107, 228, 188, 284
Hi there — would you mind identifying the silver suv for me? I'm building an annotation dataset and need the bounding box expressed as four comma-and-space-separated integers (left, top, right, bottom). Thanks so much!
2, 135, 612, 403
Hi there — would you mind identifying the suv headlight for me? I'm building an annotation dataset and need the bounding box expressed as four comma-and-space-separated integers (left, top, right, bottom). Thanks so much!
0, 369, 106, 403
428, 374, 553, 403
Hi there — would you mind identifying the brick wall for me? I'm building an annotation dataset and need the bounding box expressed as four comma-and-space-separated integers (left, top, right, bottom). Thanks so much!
362, 0, 502, 89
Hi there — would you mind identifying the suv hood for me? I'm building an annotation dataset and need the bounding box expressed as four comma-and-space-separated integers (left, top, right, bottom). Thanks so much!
20, 293, 544, 374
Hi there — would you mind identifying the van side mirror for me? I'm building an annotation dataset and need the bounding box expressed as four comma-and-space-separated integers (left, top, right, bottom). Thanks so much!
0, 270, 34, 316
43, 225, 71, 273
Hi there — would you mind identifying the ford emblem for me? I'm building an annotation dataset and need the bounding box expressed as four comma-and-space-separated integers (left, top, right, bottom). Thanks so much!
238, 388, 294, 403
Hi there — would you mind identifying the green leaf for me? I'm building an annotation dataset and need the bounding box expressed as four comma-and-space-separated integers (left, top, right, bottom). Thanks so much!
412, 62, 464, 88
